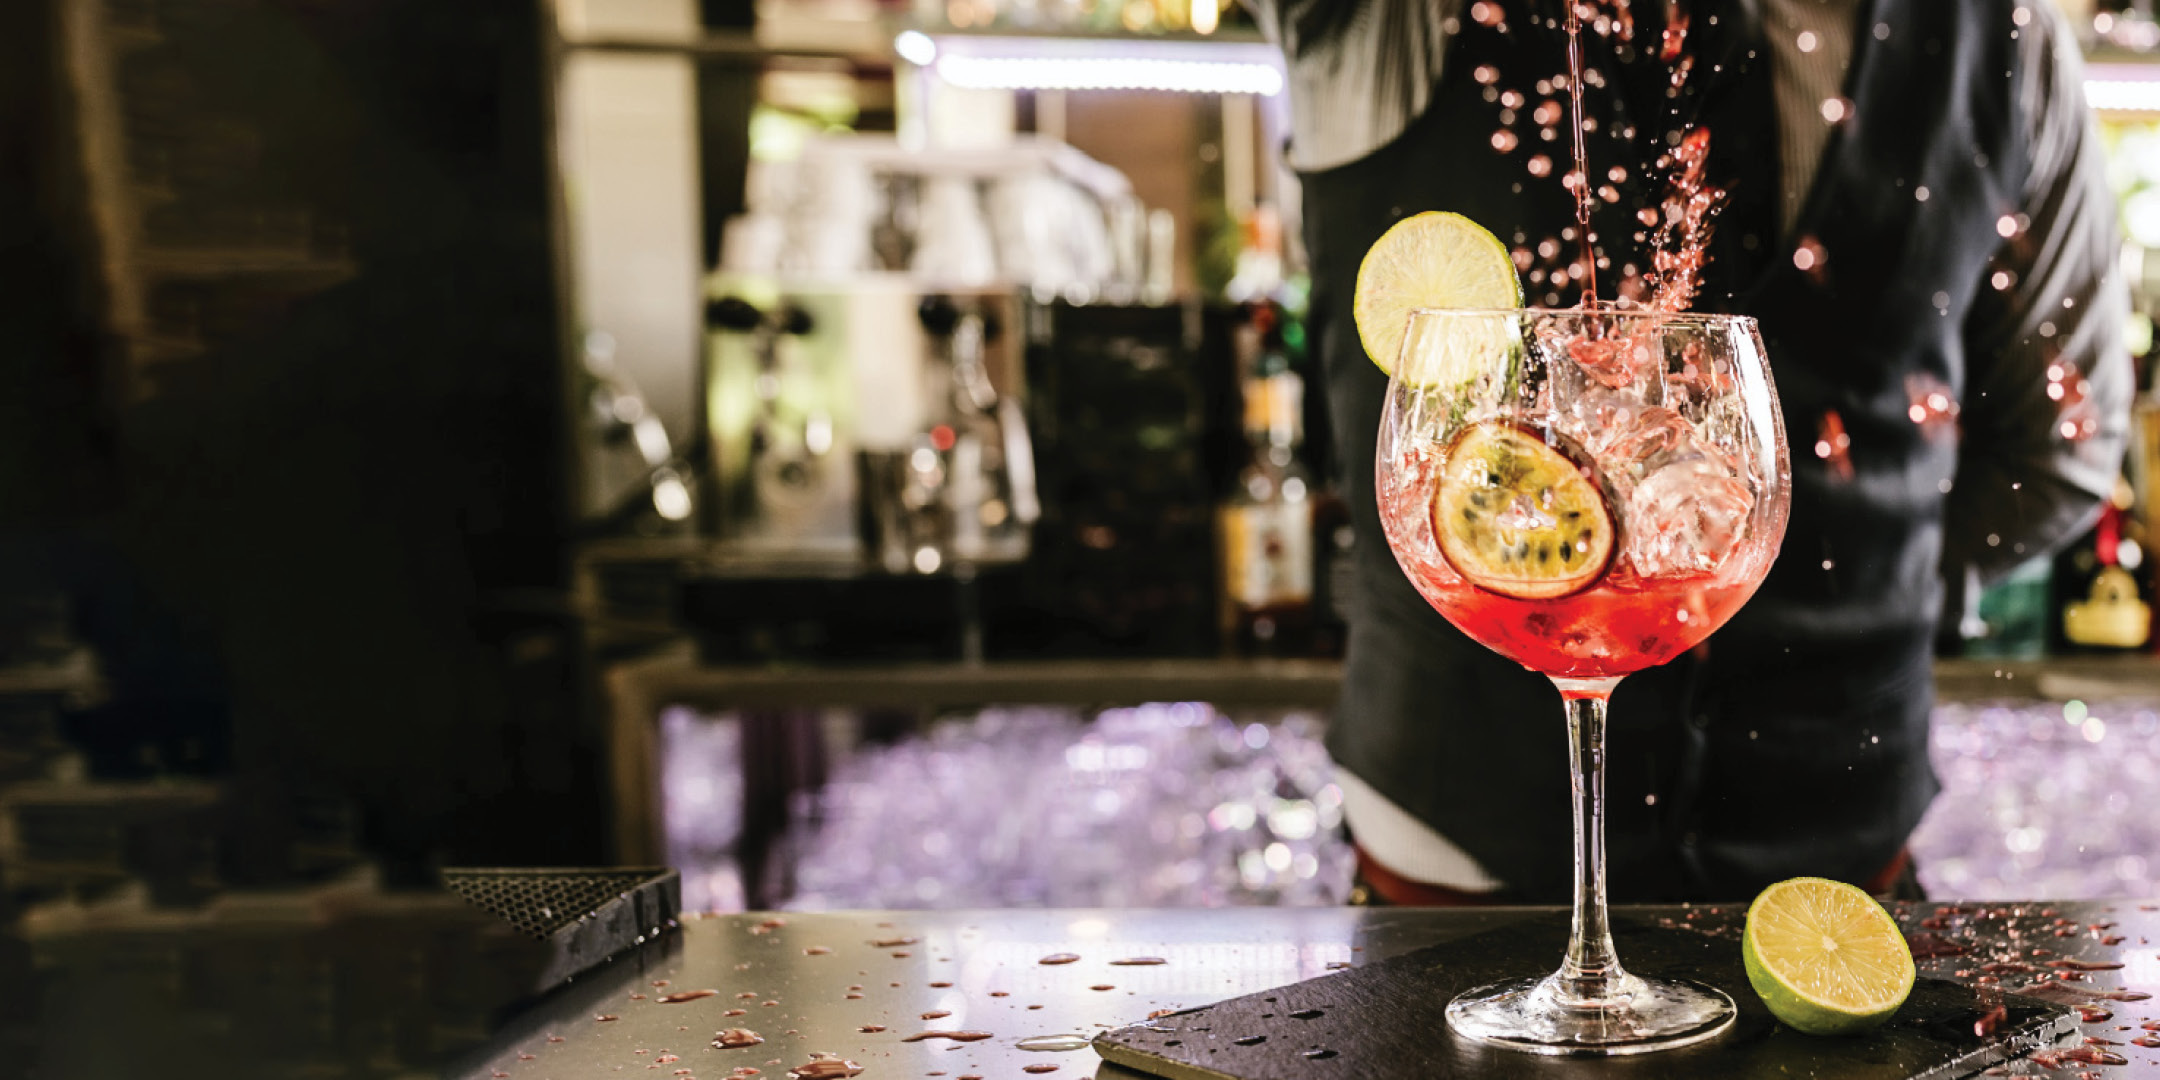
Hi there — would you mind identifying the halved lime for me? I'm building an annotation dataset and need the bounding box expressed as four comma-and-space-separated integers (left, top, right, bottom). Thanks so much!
1431, 422, 1615, 600
1353, 212, 1523, 383
1742, 877, 1916, 1036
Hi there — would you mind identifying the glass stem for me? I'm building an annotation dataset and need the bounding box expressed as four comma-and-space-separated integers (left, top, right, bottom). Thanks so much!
1555, 681, 1625, 1006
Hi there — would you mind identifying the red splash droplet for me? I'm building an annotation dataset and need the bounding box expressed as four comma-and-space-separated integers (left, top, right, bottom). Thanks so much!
1814, 411, 1854, 481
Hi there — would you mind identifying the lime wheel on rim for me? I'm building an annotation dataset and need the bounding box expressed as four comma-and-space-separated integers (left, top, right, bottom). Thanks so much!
1354, 211, 1523, 384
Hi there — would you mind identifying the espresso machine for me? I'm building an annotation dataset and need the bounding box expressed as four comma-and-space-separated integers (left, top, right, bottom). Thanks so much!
692, 279, 1035, 659
703, 278, 1034, 566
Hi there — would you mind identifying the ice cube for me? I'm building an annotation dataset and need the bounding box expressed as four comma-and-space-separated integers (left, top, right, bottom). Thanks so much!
1565, 388, 1640, 454
1599, 406, 1695, 479
1626, 456, 1753, 578
1567, 335, 1658, 390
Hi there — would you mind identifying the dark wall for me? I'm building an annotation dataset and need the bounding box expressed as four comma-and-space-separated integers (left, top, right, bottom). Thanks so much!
2, 0, 600, 880
0, 0, 111, 528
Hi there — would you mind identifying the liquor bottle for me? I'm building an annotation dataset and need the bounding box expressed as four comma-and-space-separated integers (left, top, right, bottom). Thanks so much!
1218, 305, 1315, 655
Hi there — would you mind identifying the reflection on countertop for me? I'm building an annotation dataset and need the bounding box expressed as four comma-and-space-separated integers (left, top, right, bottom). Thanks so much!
449, 903, 2160, 1080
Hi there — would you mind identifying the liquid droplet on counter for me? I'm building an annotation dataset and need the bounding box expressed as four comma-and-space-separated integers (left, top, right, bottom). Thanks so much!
716, 1029, 766, 1049
805, 946, 833, 956
1089, 985, 1114, 992
1015, 1035, 1091, 1052
871, 937, 920, 948
1022, 1066, 1059, 1075
1289, 1010, 1323, 1020
727, 1009, 749, 1017
1906, 933, 1967, 960
2030, 1048, 2128, 1068
1146, 1009, 1181, 1020
2078, 1006, 2113, 1023
1324, 962, 1352, 971
928, 981, 953, 988
1303, 1049, 1339, 1061
1232, 1035, 1267, 1047
859, 1025, 886, 1033
788, 1059, 863, 1079
900, 1031, 994, 1043
921, 1010, 953, 1020
597, 1014, 620, 1022
988, 991, 1009, 998
1038, 953, 1080, 965
1108, 957, 1166, 966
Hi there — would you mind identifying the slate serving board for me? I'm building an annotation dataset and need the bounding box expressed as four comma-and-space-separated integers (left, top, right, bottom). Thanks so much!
1094, 913, 2075, 1080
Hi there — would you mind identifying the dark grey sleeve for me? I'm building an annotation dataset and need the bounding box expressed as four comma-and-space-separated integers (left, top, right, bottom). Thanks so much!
1943, 4, 2132, 590
1242, 0, 1460, 171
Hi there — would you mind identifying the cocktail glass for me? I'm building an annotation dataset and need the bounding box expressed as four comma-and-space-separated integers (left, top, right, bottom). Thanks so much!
1375, 307, 1791, 1055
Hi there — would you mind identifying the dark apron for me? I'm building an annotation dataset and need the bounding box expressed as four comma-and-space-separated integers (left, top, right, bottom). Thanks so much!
1302, 0, 2030, 901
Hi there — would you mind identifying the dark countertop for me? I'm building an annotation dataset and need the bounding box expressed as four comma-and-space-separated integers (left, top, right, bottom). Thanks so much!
454, 902, 2160, 1079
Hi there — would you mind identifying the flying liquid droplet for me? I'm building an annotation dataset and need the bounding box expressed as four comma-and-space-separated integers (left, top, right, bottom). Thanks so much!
1814, 411, 1854, 481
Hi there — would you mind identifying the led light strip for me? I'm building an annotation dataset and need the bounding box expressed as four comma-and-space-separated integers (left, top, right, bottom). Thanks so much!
933, 54, 1283, 95
2087, 77, 2160, 114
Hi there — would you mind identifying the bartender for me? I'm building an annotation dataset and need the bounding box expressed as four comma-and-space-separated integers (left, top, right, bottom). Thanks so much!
1250, 0, 2132, 903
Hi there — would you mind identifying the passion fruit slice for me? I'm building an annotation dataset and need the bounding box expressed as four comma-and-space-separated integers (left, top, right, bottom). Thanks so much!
1431, 422, 1616, 600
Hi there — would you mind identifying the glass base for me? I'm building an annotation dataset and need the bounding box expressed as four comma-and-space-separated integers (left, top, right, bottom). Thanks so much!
1444, 973, 1736, 1056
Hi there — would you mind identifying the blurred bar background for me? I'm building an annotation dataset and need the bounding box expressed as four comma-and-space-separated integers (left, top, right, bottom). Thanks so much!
13, 7, 2160, 1066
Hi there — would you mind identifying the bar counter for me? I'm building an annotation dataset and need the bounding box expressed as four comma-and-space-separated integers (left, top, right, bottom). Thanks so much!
455, 902, 2160, 1079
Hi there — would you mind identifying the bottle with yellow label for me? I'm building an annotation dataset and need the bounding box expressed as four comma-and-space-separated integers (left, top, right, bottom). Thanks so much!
1218, 306, 1314, 655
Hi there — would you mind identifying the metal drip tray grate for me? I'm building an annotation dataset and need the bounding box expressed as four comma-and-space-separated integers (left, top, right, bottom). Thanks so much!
442, 866, 680, 990
444, 867, 670, 939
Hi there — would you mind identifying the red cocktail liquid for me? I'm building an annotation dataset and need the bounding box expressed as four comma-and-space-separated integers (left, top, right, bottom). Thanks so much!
1377, 431, 1775, 682
1411, 569, 1759, 680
